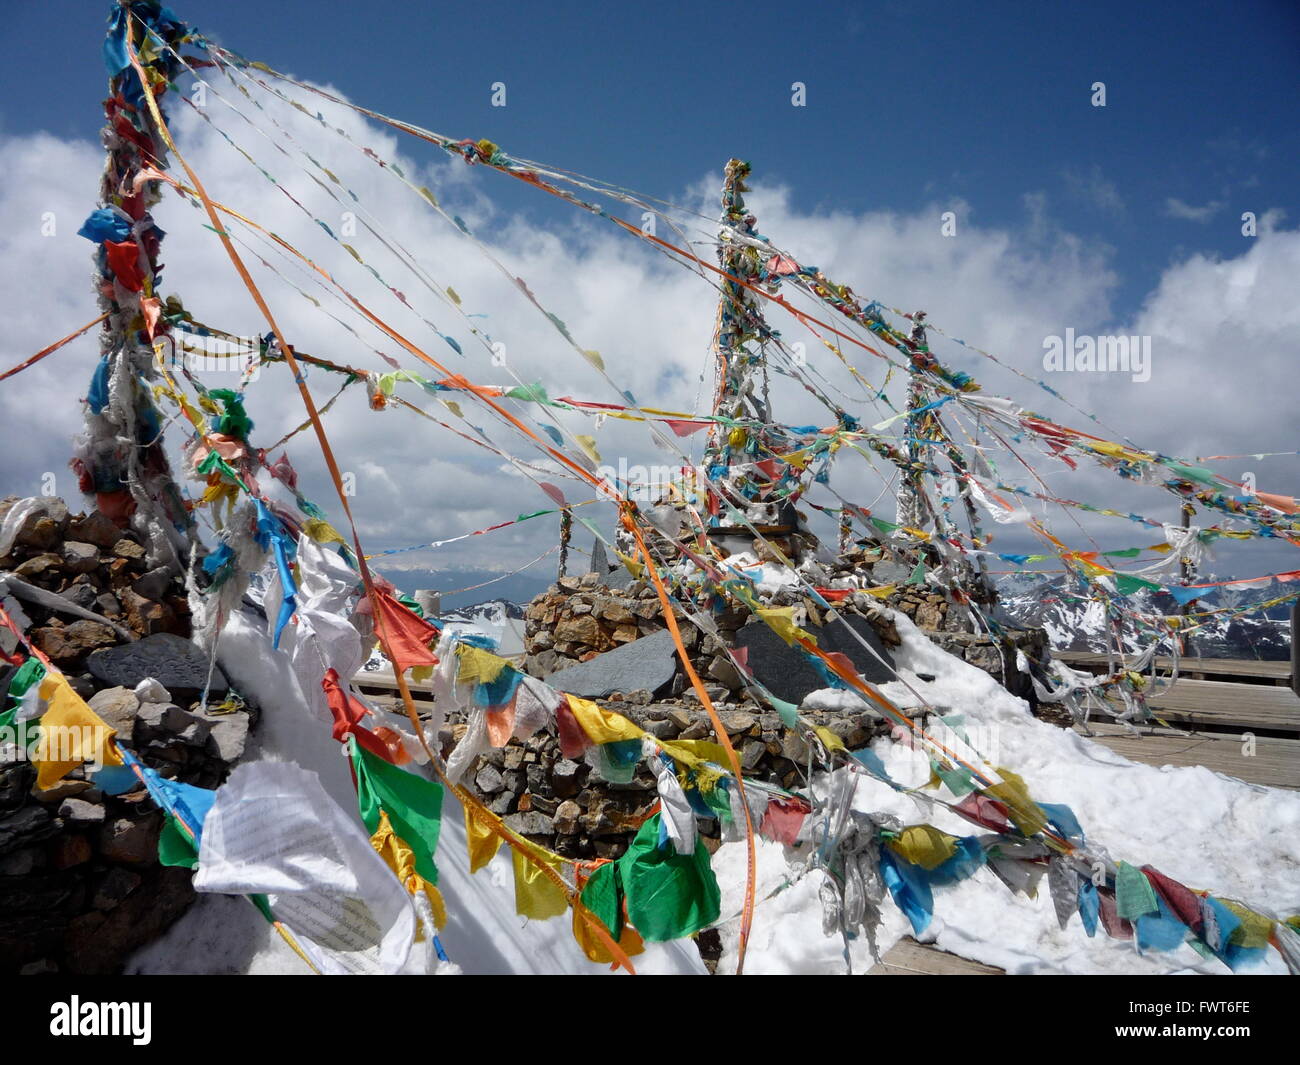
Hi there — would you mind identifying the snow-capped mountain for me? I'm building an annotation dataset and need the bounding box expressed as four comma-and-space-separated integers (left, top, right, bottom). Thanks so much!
992, 572, 1292, 659
363, 598, 526, 671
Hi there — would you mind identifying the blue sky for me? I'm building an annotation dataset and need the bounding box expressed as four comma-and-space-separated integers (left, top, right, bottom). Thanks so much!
4, 0, 1296, 325
1, 0, 1298, 585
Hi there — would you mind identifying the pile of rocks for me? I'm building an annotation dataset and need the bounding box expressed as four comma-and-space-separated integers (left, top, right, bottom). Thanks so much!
0, 497, 254, 974
0, 497, 191, 675
523, 563, 1046, 707
445, 696, 896, 863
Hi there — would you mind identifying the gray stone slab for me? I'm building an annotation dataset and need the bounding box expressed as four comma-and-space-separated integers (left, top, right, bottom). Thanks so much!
87, 632, 228, 695
544, 629, 678, 698
588, 537, 609, 578
734, 614, 895, 704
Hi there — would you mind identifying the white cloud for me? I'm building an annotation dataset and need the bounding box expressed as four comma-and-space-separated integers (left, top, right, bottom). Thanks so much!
1, 75, 1296, 589
1164, 197, 1224, 222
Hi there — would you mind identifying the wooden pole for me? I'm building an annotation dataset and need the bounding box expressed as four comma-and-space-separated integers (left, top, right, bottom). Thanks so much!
1178, 501, 1195, 656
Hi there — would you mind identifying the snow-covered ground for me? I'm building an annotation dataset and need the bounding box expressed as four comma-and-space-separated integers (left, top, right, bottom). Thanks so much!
712, 613, 1299, 975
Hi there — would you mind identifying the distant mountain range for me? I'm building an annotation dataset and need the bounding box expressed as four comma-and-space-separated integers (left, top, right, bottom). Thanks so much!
992, 572, 1292, 660
363, 597, 526, 671
380, 568, 552, 613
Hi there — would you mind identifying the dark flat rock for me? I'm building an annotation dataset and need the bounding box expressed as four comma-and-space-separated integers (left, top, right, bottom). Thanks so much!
87, 633, 228, 696
734, 614, 895, 704
544, 629, 677, 698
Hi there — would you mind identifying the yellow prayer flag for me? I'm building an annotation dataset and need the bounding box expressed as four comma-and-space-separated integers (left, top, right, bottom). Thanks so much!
658, 738, 729, 769
1221, 901, 1274, 949
614, 551, 644, 579
564, 695, 643, 746
984, 768, 1048, 838
302, 517, 345, 546
34, 675, 123, 791
888, 825, 959, 870
464, 806, 502, 874
575, 435, 602, 464
512, 845, 569, 921
573, 897, 645, 965
370, 810, 446, 930
757, 606, 813, 647
813, 725, 846, 753
456, 645, 510, 687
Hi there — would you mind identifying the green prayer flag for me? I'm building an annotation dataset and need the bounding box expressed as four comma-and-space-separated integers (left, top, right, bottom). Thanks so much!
933, 761, 976, 797
1114, 573, 1161, 596
196, 449, 238, 482
505, 382, 550, 404
906, 562, 926, 586
395, 592, 424, 618
1115, 861, 1159, 920
158, 814, 199, 869
579, 860, 624, 940
7, 657, 46, 706
768, 696, 800, 729
351, 742, 444, 885
618, 813, 720, 942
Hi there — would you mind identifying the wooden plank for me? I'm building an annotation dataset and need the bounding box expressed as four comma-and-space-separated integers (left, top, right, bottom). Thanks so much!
1078, 721, 1300, 790
866, 937, 1003, 976
1056, 651, 1291, 683
353, 669, 434, 698
1143, 678, 1300, 735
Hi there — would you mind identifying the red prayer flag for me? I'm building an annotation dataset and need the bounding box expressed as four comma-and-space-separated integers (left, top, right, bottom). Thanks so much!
371, 592, 440, 673
1141, 865, 1203, 932
104, 240, 145, 292
556, 695, 591, 760
953, 792, 1014, 834
760, 797, 810, 845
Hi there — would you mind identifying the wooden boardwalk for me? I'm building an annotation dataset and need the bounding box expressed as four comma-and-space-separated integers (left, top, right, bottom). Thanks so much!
1081, 720, 1300, 789
867, 937, 1003, 976
1144, 678, 1300, 736
1056, 651, 1292, 685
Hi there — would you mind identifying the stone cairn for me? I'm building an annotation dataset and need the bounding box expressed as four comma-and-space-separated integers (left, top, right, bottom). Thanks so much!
0, 496, 253, 974
439, 536, 1047, 879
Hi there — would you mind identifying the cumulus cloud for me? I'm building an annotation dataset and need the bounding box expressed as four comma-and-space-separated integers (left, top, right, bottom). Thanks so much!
2, 72, 1296, 590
